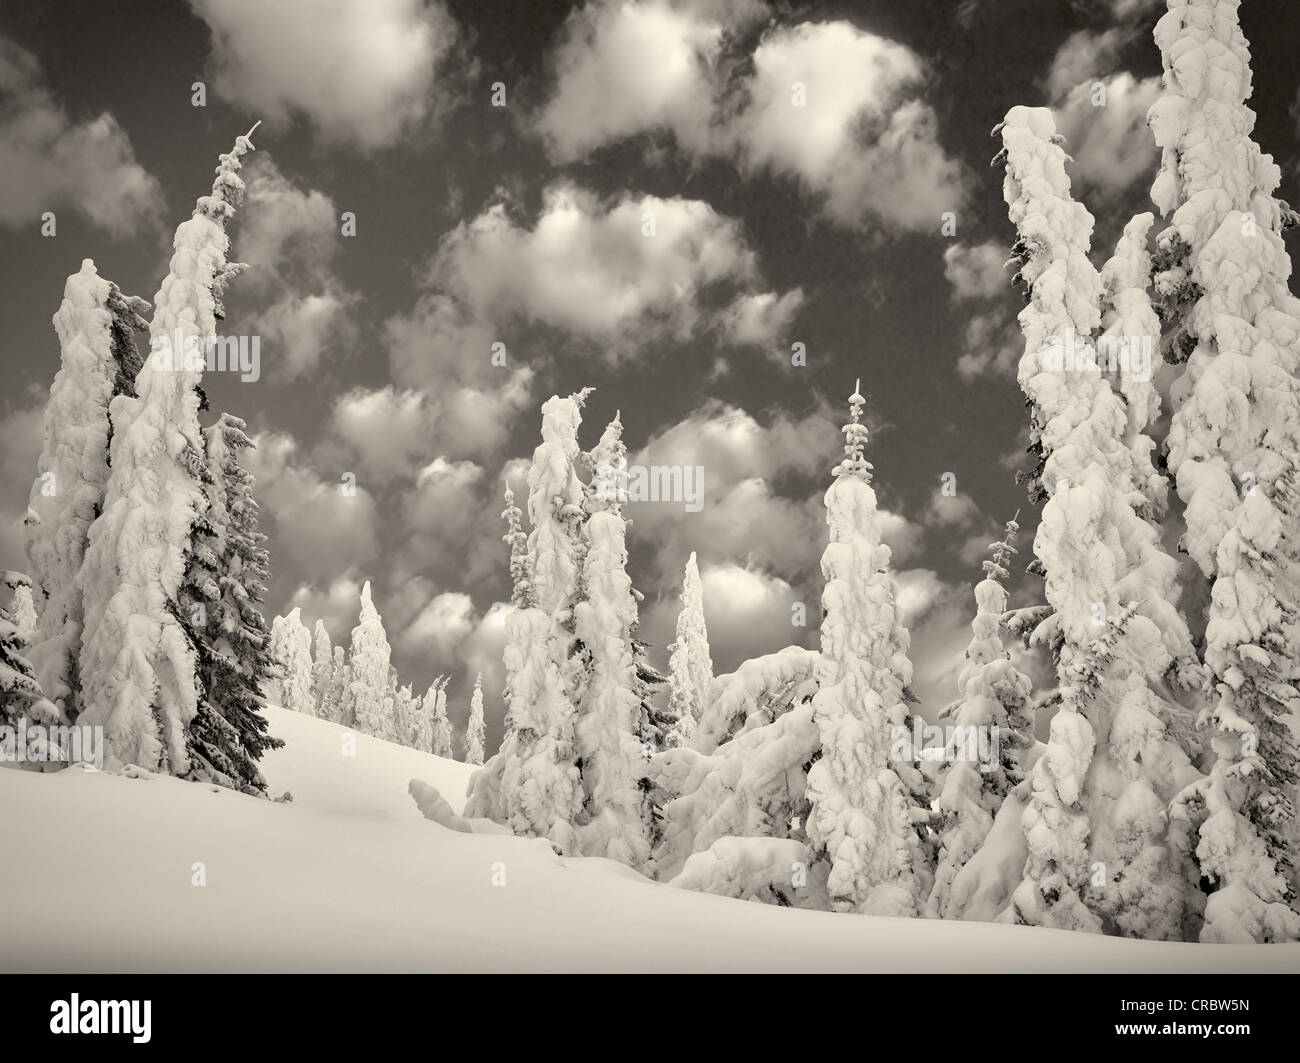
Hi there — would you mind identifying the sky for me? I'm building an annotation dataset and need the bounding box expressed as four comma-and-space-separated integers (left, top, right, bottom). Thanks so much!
1, 0, 1298, 747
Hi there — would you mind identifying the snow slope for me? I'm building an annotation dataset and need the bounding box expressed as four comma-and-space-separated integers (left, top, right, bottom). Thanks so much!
0, 708, 1297, 973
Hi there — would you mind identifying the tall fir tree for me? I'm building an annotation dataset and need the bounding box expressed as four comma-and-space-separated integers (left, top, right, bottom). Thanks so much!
998, 106, 1204, 937
930, 518, 1034, 917
464, 673, 486, 766
665, 551, 712, 749
77, 126, 259, 774
183, 413, 283, 792
804, 382, 927, 916
348, 581, 398, 741
24, 260, 148, 722
573, 414, 653, 869
269, 608, 314, 716
1147, 0, 1300, 943
310, 619, 333, 716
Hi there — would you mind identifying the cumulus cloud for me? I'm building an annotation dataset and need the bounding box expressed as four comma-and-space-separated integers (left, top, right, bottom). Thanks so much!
535, 7, 968, 232
245, 431, 381, 577
0, 36, 161, 235
942, 243, 1007, 301
956, 308, 1021, 381
536, 0, 733, 160
235, 156, 359, 380
626, 399, 920, 597
427, 183, 758, 357
1053, 72, 1160, 201
189, 0, 464, 149
640, 562, 806, 675
719, 288, 805, 352
1041, 29, 1158, 202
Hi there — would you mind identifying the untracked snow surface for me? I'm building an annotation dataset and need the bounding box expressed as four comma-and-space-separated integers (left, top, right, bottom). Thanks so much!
1, 708, 1297, 973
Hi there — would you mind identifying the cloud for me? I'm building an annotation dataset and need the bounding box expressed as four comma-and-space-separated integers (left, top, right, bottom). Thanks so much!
234, 156, 359, 380
426, 183, 759, 358
536, 0, 734, 160
322, 387, 438, 488
245, 431, 381, 577
397, 590, 477, 659
942, 243, 1007, 301
719, 288, 805, 351
534, 8, 968, 232
640, 562, 806, 675
0, 36, 161, 235
1044, 28, 1128, 102
1053, 73, 1160, 201
626, 399, 920, 594
731, 23, 967, 230
254, 290, 355, 381
1041, 29, 1158, 203
286, 576, 363, 644
956, 308, 1021, 381
189, 0, 463, 149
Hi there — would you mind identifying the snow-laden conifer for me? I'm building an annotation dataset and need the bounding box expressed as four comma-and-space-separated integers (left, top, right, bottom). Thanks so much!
1148, 0, 1300, 943
24, 260, 148, 721
77, 126, 259, 773
804, 381, 926, 916
930, 518, 1033, 918
348, 581, 397, 741
464, 673, 486, 766
665, 551, 712, 749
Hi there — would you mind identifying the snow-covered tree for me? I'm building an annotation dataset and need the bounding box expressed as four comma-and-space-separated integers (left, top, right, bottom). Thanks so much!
348, 581, 397, 741
11, 584, 36, 641
182, 413, 282, 792
665, 551, 712, 749
929, 518, 1034, 918
803, 381, 927, 916
410, 672, 433, 754
1, 572, 58, 729
1148, 0, 1300, 943
269, 608, 314, 716
464, 672, 486, 766
310, 620, 333, 715
997, 106, 1203, 937
394, 683, 416, 748
573, 414, 653, 869
77, 126, 259, 774
471, 393, 589, 852
23, 260, 148, 722
428, 676, 453, 758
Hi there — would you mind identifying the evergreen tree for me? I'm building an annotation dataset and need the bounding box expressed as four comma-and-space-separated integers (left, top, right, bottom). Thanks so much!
24, 260, 148, 722
12, 584, 36, 641
183, 413, 283, 792
394, 682, 416, 748
804, 381, 927, 916
482, 392, 589, 852
665, 551, 712, 748
429, 676, 453, 758
348, 581, 397, 741
269, 608, 314, 716
311, 619, 333, 716
77, 125, 259, 774
573, 414, 653, 869
997, 107, 1203, 937
410, 672, 433, 753
1, 572, 57, 729
929, 518, 1033, 918
464, 672, 486, 766
1148, 0, 1300, 943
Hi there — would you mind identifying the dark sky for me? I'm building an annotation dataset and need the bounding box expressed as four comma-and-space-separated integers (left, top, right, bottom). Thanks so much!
2, 0, 1297, 743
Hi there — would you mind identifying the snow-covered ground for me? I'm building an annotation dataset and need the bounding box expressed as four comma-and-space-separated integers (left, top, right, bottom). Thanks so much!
1, 707, 1297, 973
